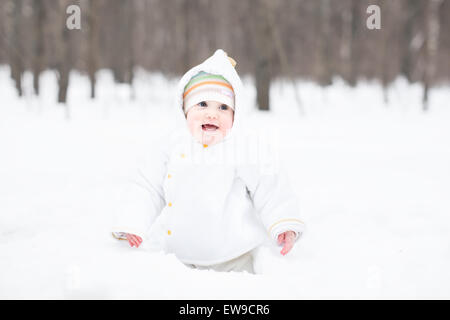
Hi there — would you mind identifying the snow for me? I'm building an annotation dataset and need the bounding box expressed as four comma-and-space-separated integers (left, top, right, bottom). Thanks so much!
1, 66, 450, 299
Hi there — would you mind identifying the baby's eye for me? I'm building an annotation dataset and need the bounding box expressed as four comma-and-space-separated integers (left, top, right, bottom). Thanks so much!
198, 101, 207, 107
220, 104, 229, 110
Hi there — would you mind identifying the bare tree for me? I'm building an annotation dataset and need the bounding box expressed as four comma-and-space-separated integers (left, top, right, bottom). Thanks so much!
87, 0, 99, 99
316, 0, 333, 86
400, 0, 422, 82
10, 0, 24, 97
264, 0, 303, 114
32, 0, 45, 96
174, 0, 192, 73
252, 0, 273, 111
423, 0, 444, 111
53, 0, 77, 105
339, 0, 353, 85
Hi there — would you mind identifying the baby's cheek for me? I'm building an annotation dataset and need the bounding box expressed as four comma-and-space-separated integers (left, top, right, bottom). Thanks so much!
186, 113, 200, 134
220, 123, 231, 136
223, 112, 234, 130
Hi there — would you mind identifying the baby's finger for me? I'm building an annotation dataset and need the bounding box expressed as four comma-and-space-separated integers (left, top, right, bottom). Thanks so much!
286, 231, 296, 242
281, 234, 295, 255
127, 235, 137, 247
131, 235, 141, 248
281, 240, 294, 255
277, 233, 285, 245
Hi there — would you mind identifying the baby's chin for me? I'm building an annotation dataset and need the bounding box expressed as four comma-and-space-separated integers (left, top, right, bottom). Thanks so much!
191, 129, 229, 146
202, 135, 222, 146
200, 131, 224, 146
187, 124, 233, 146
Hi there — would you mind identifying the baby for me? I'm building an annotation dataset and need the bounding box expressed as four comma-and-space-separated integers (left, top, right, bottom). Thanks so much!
112, 49, 305, 274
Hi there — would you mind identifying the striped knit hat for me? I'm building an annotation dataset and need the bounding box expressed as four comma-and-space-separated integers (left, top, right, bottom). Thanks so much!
183, 71, 235, 114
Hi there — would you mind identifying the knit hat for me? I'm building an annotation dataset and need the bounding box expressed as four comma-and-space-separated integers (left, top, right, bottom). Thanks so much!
183, 71, 235, 114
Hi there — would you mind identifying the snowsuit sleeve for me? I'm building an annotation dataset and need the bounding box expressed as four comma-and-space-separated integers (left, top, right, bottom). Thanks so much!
239, 141, 305, 244
111, 143, 167, 240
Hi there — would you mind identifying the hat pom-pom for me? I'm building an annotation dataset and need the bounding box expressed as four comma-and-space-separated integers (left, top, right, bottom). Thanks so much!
228, 56, 237, 68
223, 50, 237, 67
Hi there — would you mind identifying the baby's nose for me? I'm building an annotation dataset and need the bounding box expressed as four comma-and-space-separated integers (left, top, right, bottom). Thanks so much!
205, 110, 218, 119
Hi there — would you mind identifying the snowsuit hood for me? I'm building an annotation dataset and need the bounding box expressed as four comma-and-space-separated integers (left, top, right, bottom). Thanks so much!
172, 49, 245, 143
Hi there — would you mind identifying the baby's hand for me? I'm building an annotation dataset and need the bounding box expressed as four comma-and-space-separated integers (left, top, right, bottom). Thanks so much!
277, 231, 296, 256
126, 233, 143, 248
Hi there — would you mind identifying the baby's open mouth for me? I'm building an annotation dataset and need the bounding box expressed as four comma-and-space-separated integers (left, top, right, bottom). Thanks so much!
202, 124, 219, 131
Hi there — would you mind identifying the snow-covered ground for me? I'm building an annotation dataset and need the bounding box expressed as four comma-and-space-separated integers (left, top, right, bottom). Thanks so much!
1, 66, 449, 299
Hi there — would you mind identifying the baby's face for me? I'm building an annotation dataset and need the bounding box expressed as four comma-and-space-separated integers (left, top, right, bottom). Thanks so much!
185, 100, 234, 146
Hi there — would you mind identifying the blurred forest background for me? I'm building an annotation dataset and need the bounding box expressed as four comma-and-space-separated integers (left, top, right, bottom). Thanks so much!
0, 0, 449, 111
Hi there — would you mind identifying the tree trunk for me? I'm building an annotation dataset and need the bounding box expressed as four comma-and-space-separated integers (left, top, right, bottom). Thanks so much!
422, 0, 443, 111
57, 21, 71, 104
400, 0, 420, 82
381, 3, 390, 104
316, 0, 333, 86
127, 0, 135, 98
32, 0, 45, 96
57, 68, 69, 104
348, 0, 360, 87
264, 0, 303, 114
254, 0, 273, 111
255, 60, 270, 111
423, 0, 443, 111
11, 0, 24, 97
87, 0, 99, 99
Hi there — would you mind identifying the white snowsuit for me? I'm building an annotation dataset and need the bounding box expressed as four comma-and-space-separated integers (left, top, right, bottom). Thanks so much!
112, 49, 305, 267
